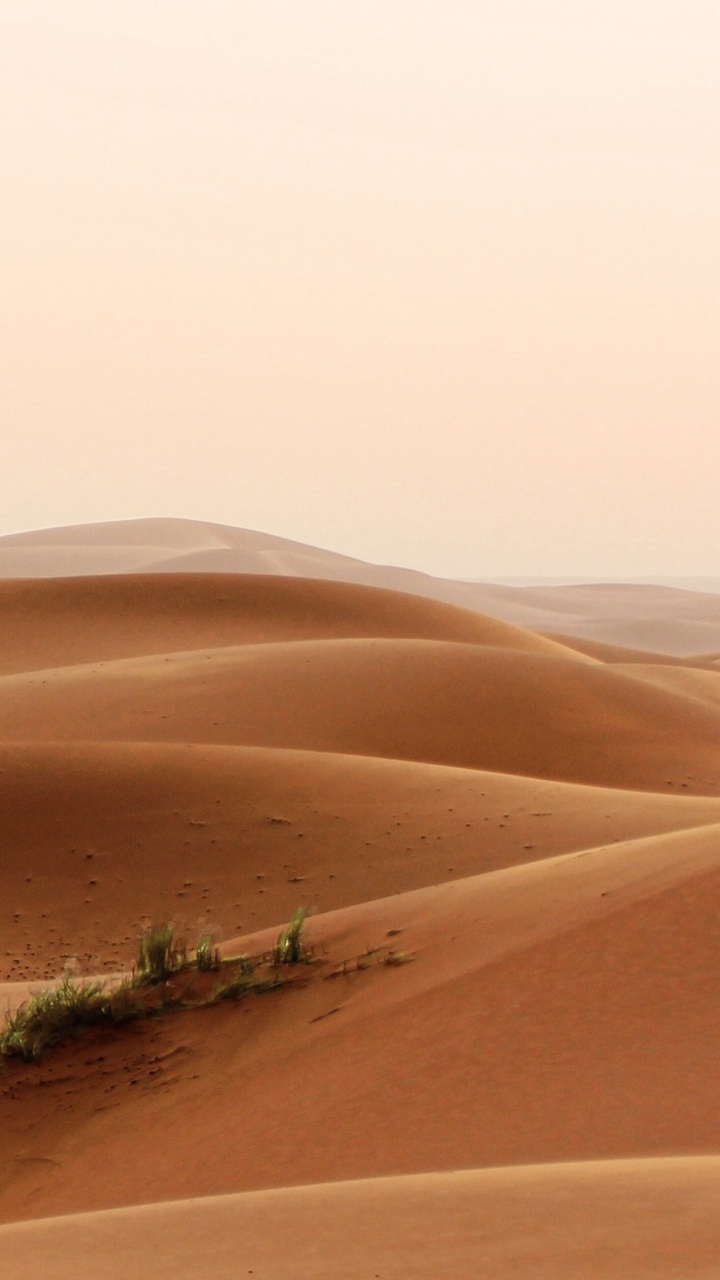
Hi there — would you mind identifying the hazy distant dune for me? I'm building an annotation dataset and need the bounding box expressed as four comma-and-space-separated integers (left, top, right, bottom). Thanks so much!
1, 517, 718, 654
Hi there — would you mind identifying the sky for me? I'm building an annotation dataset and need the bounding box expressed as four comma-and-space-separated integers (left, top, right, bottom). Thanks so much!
2, 0, 719, 577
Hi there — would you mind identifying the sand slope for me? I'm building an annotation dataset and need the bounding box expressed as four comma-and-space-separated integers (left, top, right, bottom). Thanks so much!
4, 741, 720, 982
3, 517, 720, 654
1, 639, 719, 792
2, 1159, 719, 1279
3, 822, 720, 1222
0, 572, 583, 676
3, 530, 720, 1270
611, 662, 720, 708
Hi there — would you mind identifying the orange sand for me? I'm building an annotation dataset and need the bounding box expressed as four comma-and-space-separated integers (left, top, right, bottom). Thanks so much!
1, 522, 719, 1276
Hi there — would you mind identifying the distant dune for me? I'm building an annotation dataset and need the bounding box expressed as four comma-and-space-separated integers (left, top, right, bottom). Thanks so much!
1, 519, 719, 1275
2, 516, 719, 654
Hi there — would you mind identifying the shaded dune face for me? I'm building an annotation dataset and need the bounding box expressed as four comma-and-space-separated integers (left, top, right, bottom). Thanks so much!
2, 516, 720, 656
0, 638, 719, 792
2, 550, 720, 1275
3, 826, 720, 1225
0, 573, 584, 675
3, 741, 720, 982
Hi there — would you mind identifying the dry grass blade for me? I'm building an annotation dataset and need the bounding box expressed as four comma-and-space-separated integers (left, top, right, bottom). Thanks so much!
273, 908, 309, 965
0, 976, 143, 1063
135, 923, 187, 985
195, 933, 221, 972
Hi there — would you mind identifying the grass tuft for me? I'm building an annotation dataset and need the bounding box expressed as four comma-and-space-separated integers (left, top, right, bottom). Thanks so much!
1, 906, 404, 1064
212, 956, 288, 1003
273, 908, 309, 965
135, 923, 186, 985
0, 976, 142, 1062
195, 933, 221, 972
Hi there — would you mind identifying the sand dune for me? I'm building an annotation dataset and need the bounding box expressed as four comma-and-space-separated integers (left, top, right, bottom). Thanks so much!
1, 638, 719, 792
4, 740, 720, 982
2, 517, 719, 654
611, 662, 720, 708
0, 572, 583, 677
465, 581, 720, 655
2, 524, 719, 1269
0, 517, 367, 577
3, 821, 720, 1222
546, 633, 720, 667
2, 1158, 719, 1279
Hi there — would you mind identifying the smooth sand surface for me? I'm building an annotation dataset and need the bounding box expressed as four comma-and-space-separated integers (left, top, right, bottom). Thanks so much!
4, 822, 720, 1220
4, 741, 720, 982
611, 662, 720, 708
2, 1159, 720, 1279
0, 572, 584, 676
545, 633, 720, 667
3, 517, 719, 653
2, 529, 720, 1271
1, 639, 719, 792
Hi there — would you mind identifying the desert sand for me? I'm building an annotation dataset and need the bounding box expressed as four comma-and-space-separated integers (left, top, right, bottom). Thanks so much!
3, 516, 720, 654
1, 521, 720, 1276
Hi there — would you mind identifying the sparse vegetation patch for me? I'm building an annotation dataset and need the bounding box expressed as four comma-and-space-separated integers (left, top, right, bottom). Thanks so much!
195, 933, 221, 972
0, 975, 143, 1063
136, 923, 187, 984
0, 909, 411, 1063
273, 907, 309, 965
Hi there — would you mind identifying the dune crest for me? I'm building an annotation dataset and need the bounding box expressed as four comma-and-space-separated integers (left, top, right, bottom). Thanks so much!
0, 571, 585, 676
3, 517, 719, 654
2, 1159, 720, 1279
1, 638, 718, 793
2, 520, 720, 1272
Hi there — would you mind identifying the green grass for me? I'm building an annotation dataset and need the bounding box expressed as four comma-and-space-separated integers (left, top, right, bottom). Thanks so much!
135, 923, 187, 984
195, 933, 221, 972
0, 976, 143, 1063
272, 907, 309, 965
0, 908, 406, 1064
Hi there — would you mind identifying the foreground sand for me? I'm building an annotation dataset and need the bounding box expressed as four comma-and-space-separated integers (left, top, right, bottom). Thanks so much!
1, 545, 719, 1274
3, 1159, 720, 1279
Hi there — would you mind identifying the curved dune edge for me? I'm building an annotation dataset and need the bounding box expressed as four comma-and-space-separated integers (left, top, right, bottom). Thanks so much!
5, 816, 720, 1016
3, 820, 720, 1222
1, 1158, 719, 1278
4, 740, 720, 981
2, 517, 720, 656
7, 814, 720, 1016
0, 572, 587, 676
1, 639, 720, 794
611, 662, 720, 708
545, 632, 720, 668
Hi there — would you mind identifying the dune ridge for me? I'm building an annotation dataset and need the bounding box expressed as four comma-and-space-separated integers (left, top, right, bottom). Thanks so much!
1, 638, 719, 793
2, 525, 720, 1274
2, 1158, 720, 1279
0, 571, 586, 676
4, 739, 720, 983
2, 517, 720, 654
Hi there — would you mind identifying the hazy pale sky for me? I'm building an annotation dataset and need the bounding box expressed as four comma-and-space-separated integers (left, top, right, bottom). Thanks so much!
2, 1, 719, 576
